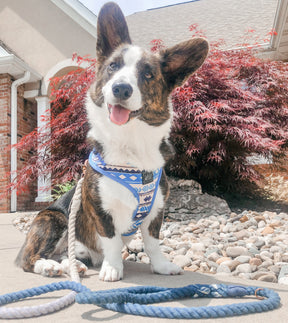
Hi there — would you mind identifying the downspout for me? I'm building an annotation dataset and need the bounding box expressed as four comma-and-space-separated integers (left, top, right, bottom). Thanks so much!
269, 0, 283, 51
10, 71, 31, 212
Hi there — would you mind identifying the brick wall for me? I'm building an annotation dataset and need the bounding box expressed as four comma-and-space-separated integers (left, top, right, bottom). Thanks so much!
0, 74, 12, 213
254, 161, 288, 181
0, 73, 37, 212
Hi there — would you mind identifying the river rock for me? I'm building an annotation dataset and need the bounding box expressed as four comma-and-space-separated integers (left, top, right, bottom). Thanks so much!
128, 239, 144, 253
216, 257, 232, 265
140, 255, 150, 264
236, 263, 253, 273
185, 264, 199, 272
234, 230, 250, 240
261, 226, 274, 235
257, 274, 277, 283
190, 243, 205, 252
217, 264, 231, 274
269, 265, 281, 275
207, 252, 221, 262
173, 255, 192, 268
254, 238, 265, 249
249, 258, 262, 267
282, 254, 288, 262
260, 251, 273, 261
235, 256, 251, 264
126, 254, 136, 262
278, 265, 288, 285
226, 246, 249, 258
222, 260, 241, 271
165, 179, 231, 221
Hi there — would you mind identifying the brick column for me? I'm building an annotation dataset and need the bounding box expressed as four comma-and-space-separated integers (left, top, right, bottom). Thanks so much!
0, 74, 12, 213
35, 96, 52, 203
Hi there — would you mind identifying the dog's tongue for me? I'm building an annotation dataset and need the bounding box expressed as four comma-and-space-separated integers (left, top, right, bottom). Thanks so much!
109, 104, 131, 125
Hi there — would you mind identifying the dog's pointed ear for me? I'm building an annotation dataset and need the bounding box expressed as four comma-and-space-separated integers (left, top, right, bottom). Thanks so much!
161, 38, 209, 91
96, 2, 131, 63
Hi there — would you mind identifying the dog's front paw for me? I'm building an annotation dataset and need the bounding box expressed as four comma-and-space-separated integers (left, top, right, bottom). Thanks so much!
61, 259, 88, 276
76, 260, 88, 276
34, 259, 63, 277
99, 260, 123, 282
152, 260, 183, 276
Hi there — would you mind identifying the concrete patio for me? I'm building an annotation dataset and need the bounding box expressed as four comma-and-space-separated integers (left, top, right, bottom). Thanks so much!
1, 212, 288, 322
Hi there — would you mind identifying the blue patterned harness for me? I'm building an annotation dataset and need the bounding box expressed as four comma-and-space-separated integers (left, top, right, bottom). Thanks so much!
88, 151, 162, 236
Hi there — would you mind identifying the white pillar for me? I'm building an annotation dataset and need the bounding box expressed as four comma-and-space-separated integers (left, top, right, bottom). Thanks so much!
35, 96, 53, 203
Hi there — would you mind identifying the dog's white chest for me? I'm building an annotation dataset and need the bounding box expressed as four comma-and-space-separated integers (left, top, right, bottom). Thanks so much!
98, 174, 164, 235
98, 176, 137, 234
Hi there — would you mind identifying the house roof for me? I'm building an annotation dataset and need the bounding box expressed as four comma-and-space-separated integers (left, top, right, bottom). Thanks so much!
0, 0, 96, 77
126, 0, 279, 50
50, 0, 97, 37
0, 0, 286, 84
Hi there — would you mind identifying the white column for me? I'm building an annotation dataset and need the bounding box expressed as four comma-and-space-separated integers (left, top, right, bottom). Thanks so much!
35, 96, 53, 203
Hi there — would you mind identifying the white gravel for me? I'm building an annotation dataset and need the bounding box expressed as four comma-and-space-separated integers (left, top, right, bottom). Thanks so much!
13, 209, 288, 285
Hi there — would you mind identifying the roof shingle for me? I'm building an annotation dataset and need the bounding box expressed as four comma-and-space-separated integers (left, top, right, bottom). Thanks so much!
126, 0, 278, 50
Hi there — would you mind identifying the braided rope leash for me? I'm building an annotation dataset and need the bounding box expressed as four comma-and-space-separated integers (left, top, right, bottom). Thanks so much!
68, 177, 84, 283
76, 284, 280, 319
0, 178, 281, 319
0, 282, 281, 319
0, 282, 88, 319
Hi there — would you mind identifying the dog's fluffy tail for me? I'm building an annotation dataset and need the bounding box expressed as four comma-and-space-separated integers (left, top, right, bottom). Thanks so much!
15, 243, 25, 267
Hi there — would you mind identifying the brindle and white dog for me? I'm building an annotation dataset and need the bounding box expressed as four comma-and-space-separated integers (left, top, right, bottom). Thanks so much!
16, 2, 208, 281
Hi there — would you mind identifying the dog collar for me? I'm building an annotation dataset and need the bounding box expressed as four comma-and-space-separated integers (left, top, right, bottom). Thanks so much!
88, 150, 162, 236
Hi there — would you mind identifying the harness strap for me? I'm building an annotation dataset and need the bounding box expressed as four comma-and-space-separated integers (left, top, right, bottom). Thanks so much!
88, 151, 162, 236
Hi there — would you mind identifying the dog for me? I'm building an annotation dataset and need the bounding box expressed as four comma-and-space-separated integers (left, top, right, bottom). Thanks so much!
16, 2, 208, 281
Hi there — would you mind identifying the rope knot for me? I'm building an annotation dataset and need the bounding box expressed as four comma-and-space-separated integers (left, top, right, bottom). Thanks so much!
224, 285, 249, 297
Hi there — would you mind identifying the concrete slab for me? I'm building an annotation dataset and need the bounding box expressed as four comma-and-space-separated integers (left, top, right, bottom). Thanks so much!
0, 212, 287, 322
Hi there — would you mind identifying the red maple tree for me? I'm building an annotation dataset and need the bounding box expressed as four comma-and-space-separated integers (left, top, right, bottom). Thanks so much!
167, 26, 288, 191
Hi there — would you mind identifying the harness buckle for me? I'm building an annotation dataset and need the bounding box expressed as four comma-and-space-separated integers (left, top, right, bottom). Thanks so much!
141, 171, 154, 184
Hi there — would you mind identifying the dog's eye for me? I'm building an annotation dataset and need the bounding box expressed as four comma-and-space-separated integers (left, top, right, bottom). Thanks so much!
108, 62, 119, 73
144, 71, 153, 80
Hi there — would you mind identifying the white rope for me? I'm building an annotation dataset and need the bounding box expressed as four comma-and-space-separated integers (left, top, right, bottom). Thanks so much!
68, 177, 84, 283
0, 292, 76, 319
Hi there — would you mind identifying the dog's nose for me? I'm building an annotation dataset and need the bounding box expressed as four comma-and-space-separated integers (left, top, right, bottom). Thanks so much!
112, 82, 133, 100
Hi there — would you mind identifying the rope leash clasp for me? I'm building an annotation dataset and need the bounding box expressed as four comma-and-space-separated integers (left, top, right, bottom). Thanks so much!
255, 288, 265, 300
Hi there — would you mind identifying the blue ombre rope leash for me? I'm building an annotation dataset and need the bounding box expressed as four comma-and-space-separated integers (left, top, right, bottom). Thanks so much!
0, 178, 281, 319
0, 281, 281, 319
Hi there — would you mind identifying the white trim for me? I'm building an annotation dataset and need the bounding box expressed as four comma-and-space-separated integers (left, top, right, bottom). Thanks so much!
0, 45, 10, 57
35, 96, 53, 203
270, 0, 288, 51
37, 58, 89, 202
41, 58, 88, 95
0, 54, 41, 82
50, 0, 97, 37
24, 90, 39, 99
